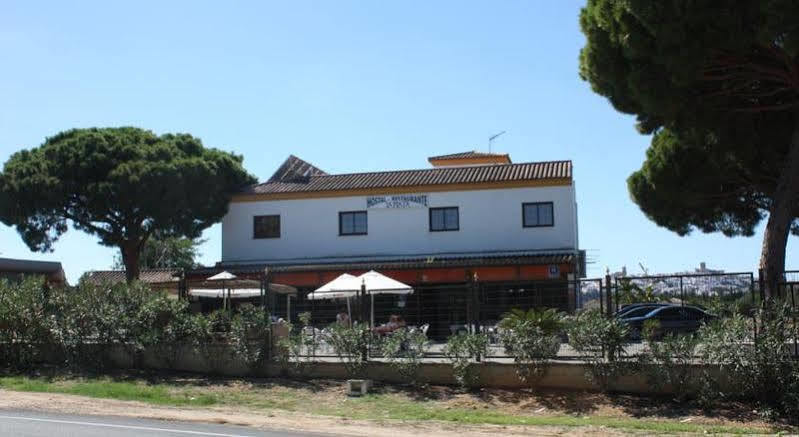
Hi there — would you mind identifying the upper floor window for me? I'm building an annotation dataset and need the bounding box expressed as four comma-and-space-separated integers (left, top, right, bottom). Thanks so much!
523, 202, 554, 227
339, 211, 367, 235
429, 207, 459, 232
253, 215, 280, 238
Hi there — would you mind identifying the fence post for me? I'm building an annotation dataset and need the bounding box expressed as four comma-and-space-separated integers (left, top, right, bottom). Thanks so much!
679, 276, 684, 307
791, 284, 798, 358
262, 267, 270, 315
178, 269, 186, 300
473, 279, 481, 335
360, 283, 368, 364
758, 268, 766, 304
599, 279, 604, 315
261, 268, 271, 362
604, 274, 613, 317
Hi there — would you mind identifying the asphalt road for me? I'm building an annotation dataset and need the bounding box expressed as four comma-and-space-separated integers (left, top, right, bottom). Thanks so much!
0, 409, 331, 437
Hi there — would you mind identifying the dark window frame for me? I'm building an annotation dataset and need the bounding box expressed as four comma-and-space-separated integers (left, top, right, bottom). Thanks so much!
429, 206, 460, 232
253, 214, 281, 239
522, 202, 554, 228
339, 210, 368, 236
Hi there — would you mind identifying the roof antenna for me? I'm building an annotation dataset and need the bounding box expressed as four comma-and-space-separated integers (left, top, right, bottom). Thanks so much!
488, 131, 506, 153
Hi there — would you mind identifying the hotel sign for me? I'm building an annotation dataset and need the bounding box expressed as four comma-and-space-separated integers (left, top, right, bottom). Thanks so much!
366, 194, 428, 209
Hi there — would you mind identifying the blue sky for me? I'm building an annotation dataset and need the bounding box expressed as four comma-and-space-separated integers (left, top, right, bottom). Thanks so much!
0, 1, 795, 283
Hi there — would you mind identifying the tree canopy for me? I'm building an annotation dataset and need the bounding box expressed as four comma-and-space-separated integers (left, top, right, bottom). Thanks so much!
579, 0, 799, 296
112, 235, 205, 271
0, 127, 257, 282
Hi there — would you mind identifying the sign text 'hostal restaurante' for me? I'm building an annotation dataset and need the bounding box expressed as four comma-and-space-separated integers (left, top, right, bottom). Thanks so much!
190, 151, 583, 339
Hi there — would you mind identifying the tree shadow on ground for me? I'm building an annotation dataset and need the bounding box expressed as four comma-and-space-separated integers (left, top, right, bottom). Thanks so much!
369, 382, 455, 402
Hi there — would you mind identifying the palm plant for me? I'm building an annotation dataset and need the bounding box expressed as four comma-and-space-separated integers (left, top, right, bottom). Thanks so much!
498, 308, 564, 335
617, 279, 659, 305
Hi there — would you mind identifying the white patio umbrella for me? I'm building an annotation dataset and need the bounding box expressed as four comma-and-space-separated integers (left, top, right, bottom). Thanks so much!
207, 271, 237, 311
357, 270, 414, 295
307, 271, 415, 326
307, 273, 360, 321
207, 271, 237, 281
356, 270, 414, 327
307, 273, 360, 300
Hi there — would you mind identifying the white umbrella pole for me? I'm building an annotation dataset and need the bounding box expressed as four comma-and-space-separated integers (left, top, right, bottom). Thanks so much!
371, 294, 374, 328
346, 297, 351, 322
287, 294, 291, 323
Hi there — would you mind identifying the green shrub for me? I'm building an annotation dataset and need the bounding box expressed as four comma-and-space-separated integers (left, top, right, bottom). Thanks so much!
637, 332, 701, 400
230, 304, 271, 370
0, 278, 197, 370
0, 277, 54, 368
379, 327, 428, 385
208, 310, 232, 334
699, 303, 799, 417
498, 308, 563, 384
565, 309, 631, 391
324, 322, 373, 379
641, 318, 660, 341
277, 312, 319, 376
443, 332, 489, 390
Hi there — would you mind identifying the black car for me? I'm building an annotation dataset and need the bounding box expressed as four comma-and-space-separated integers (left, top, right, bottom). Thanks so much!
620, 305, 716, 340
614, 303, 671, 319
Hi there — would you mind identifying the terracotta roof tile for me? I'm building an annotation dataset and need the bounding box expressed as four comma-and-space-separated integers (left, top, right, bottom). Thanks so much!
244, 160, 571, 195
84, 269, 181, 285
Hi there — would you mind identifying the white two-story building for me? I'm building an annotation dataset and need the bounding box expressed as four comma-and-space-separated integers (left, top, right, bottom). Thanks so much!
205, 151, 582, 336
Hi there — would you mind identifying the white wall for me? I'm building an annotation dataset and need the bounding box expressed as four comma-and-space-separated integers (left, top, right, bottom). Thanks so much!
221, 185, 578, 263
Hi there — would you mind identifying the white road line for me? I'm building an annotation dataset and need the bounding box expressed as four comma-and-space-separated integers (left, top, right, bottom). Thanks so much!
0, 414, 256, 436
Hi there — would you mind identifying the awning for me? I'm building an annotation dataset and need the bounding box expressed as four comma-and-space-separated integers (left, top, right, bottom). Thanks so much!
190, 288, 262, 299
189, 283, 297, 299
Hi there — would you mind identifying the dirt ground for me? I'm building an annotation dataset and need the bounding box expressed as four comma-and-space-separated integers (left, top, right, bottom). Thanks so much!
154, 375, 781, 430
0, 389, 634, 436
0, 374, 788, 436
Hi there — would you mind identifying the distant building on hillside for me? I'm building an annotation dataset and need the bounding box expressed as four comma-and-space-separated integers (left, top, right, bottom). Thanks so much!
694, 262, 724, 274
0, 257, 66, 286
609, 262, 724, 278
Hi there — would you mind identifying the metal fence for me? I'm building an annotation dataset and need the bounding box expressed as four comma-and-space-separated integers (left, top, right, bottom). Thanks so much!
202, 270, 797, 361
271, 278, 599, 359
611, 272, 756, 314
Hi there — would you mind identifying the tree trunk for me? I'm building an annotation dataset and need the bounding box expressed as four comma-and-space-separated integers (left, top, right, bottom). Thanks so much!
759, 114, 799, 300
120, 242, 141, 283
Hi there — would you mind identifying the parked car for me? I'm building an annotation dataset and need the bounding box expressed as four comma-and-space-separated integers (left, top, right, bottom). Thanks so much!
614, 302, 671, 318
620, 305, 716, 340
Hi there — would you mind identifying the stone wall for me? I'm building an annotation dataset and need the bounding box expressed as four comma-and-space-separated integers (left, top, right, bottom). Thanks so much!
99, 343, 707, 394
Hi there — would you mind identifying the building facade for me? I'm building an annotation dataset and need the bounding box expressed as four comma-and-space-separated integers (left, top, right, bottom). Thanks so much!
203, 151, 582, 338
0, 257, 66, 286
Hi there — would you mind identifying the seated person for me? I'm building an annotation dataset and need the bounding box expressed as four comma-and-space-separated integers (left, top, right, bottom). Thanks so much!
373, 315, 406, 334
336, 312, 351, 326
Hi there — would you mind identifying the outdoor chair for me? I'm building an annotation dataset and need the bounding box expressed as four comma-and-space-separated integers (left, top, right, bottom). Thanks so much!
419, 323, 429, 336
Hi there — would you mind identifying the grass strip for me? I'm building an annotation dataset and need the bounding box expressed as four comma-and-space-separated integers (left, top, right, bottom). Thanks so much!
0, 376, 216, 406
0, 376, 780, 435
